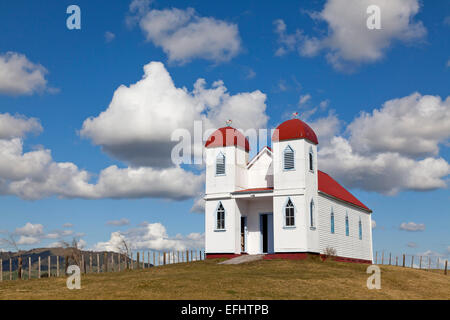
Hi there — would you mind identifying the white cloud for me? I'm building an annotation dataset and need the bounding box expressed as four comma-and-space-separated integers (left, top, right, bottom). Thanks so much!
0, 52, 51, 95
190, 195, 205, 214
0, 113, 42, 139
106, 218, 130, 226
17, 235, 41, 245
316, 93, 450, 194
0, 137, 204, 200
275, 0, 426, 71
105, 31, 116, 43
94, 222, 204, 252
407, 242, 418, 248
80, 61, 268, 167
400, 222, 425, 232
299, 94, 311, 106
129, 2, 241, 64
348, 93, 450, 158
15, 223, 44, 237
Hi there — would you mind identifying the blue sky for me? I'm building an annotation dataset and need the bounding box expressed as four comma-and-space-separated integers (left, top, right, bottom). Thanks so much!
0, 0, 448, 257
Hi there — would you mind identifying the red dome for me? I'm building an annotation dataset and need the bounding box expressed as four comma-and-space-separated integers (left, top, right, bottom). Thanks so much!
205, 126, 250, 152
272, 119, 318, 145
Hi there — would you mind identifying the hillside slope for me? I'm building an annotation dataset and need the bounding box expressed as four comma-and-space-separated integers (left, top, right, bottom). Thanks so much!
0, 258, 448, 299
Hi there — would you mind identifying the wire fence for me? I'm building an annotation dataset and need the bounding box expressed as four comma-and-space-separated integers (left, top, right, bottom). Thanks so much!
0, 249, 206, 281
374, 251, 448, 274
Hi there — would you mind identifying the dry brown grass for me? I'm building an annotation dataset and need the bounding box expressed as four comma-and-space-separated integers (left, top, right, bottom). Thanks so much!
0, 258, 448, 300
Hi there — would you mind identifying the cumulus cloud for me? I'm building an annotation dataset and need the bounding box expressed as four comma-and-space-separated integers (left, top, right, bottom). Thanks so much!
0, 138, 204, 200
0, 52, 51, 95
0, 113, 42, 139
94, 222, 204, 252
15, 222, 44, 237
348, 93, 450, 158
400, 222, 425, 232
80, 61, 268, 167
0, 110, 205, 201
316, 93, 450, 194
106, 218, 130, 226
274, 0, 426, 71
190, 195, 205, 214
128, 1, 241, 64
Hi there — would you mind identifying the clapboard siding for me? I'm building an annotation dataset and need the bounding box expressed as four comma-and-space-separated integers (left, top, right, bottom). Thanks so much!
318, 194, 373, 261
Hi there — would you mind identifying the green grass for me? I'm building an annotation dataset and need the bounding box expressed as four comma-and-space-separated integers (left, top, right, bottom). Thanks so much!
0, 258, 449, 300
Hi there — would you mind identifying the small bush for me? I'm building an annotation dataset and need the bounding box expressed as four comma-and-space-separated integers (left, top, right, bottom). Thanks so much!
323, 247, 337, 261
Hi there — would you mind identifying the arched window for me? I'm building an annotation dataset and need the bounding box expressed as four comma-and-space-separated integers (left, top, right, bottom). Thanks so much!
310, 200, 315, 228
359, 218, 362, 240
216, 152, 225, 175
330, 209, 335, 234
216, 202, 225, 230
309, 147, 314, 172
345, 213, 349, 236
283, 145, 294, 170
285, 198, 295, 227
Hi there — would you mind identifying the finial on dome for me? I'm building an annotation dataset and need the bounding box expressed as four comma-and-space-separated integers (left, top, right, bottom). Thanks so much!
292, 112, 299, 119
226, 119, 232, 126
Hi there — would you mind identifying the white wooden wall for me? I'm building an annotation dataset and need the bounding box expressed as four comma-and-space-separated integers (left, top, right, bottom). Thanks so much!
317, 194, 373, 261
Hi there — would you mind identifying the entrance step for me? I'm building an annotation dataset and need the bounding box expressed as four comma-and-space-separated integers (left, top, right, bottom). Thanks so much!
218, 254, 264, 265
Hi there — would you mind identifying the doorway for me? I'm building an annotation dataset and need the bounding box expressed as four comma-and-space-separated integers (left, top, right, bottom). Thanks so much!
260, 213, 274, 253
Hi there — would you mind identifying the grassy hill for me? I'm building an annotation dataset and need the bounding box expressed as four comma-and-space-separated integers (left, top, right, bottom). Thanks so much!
0, 257, 448, 299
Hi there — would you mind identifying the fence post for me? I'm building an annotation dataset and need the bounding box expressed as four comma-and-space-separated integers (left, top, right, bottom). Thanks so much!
186, 250, 189, 262
419, 256, 422, 269
381, 251, 384, 265
0, 258, 3, 281
428, 256, 431, 271
402, 254, 405, 267
38, 257, 41, 279
48, 256, 51, 277
163, 252, 166, 265
395, 256, 398, 266
111, 254, 115, 272
97, 254, 100, 273
148, 251, 150, 267
18, 257, 22, 280
142, 251, 145, 269
131, 252, 134, 270
81, 255, 84, 274
104, 252, 108, 272
57, 256, 60, 277
437, 258, 440, 269
445, 260, 448, 275
153, 251, 156, 267
389, 253, 391, 265
411, 256, 414, 268
90, 254, 92, 273
191, 250, 193, 262
136, 252, 140, 269
9, 258, 12, 280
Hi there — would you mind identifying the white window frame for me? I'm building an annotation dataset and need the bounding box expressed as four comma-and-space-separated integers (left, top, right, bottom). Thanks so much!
330, 208, 335, 234
310, 199, 315, 229
283, 198, 296, 228
345, 213, 349, 236
309, 147, 314, 172
283, 145, 295, 171
215, 152, 226, 176
215, 202, 226, 231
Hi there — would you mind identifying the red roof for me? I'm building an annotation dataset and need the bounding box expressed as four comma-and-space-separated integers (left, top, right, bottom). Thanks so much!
205, 126, 250, 152
272, 119, 318, 145
318, 170, 371, 212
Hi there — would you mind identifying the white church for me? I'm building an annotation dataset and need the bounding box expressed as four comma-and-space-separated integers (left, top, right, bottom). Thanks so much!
204, 118, 373, 263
